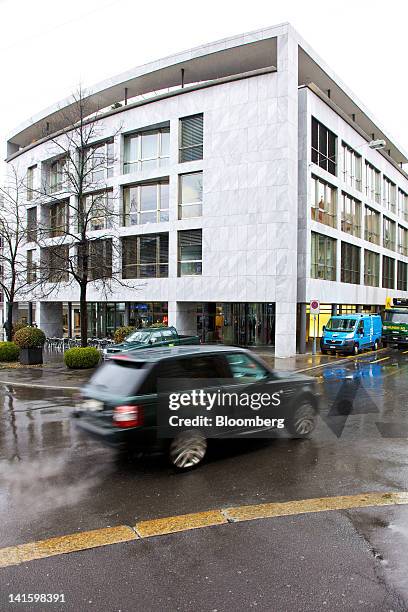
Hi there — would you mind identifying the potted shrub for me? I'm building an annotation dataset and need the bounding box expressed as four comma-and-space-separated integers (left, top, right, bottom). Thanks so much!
14, 327, 46, 365
0, 341, 19, 362
64, 347, 100, 369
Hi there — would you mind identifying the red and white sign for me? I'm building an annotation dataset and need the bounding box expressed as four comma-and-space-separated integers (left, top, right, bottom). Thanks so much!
310, 299, 320, 315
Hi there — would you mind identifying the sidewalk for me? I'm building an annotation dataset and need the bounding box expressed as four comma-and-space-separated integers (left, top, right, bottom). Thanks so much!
0, 350, 346, 391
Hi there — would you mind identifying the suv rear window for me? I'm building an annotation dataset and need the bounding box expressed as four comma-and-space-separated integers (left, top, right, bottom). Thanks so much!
88, 360, 147, 396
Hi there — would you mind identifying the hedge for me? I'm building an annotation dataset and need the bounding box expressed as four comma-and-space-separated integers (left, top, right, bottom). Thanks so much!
113, 326, 135, 344
14, 327, 46, 349
64, 347, 100, 369
0, 341, 19, 362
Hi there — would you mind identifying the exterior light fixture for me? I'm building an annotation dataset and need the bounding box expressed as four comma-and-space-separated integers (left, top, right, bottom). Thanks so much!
368, 139, 386, 150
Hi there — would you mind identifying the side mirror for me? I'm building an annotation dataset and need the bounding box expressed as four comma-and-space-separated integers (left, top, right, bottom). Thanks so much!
322, 325, 326, 332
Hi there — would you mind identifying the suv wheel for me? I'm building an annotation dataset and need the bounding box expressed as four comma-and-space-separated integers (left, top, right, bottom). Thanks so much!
287, 401, 316, 438
169, 430, 207, 470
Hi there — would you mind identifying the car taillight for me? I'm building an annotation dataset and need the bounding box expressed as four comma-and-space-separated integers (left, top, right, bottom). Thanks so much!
113, 405, 144, 428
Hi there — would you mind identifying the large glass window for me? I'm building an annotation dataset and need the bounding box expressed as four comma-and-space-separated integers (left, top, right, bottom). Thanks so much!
382, 255, 395, 289
123, 128, 170, 174
365, 162, 381, 203
27, 207, 37, 242
364, 205, 380, 245
383, 216, 396, 251
179, 172, 203, 219
364, 250, 380, 287
87, 239, 112, 280
27, 249, 37, 284
122, 233, 169, 279
41, 245, 69, 282
178, 229, 202, 276
341, 242, 361, 284
397, 261, 408, 291
123, 181, 169, 226
341, 192, 361, 237
398, 189, 408, 222
341, 143, 362, 191
49, 157, 67, 194
87, 140, 114, 183
398, 225, 408, 256
49, 200, 68, 237
26, 165, 36, 201
311, 175, 337, 227
311, 117, 337, 175
83, 191, 114, 231
311, 232, 336, 280
179, 114, 203, 163
383, 176, 397, 213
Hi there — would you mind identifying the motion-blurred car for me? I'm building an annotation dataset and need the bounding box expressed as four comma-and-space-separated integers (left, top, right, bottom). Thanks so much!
74, 346, 319, 470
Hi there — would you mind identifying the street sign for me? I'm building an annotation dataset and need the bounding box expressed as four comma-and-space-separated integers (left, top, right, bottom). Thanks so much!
310, 299, 320, 315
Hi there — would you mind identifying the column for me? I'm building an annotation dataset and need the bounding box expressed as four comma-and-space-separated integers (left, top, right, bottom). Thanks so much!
274, 28, 298, 358
27, 302, 33, 326
298, 303, 307, 354
67, 302, 72, 337
168, 301, 197, 336
331, 304, 338, 316
37, 302, 63, 336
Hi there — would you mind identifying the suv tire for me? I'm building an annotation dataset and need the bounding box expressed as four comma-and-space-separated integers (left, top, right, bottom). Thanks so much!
169, 430, 207, 470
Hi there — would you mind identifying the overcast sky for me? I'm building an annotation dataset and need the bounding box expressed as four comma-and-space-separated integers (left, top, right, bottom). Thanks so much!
1, 0, 408, 175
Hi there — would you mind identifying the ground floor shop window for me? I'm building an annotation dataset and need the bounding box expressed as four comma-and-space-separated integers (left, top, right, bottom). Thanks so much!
198, 303, 275, 346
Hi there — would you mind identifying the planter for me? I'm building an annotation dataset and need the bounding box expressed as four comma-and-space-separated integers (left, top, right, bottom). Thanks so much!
19, 347, 43, 365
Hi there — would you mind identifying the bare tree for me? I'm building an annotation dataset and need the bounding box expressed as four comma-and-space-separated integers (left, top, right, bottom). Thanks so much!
32, 88, 140, 346
0, 167, 34, 341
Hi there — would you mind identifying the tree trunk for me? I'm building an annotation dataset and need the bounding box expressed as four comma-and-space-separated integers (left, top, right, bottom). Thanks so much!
6, 301, 13, 342
79, 283, 88, 347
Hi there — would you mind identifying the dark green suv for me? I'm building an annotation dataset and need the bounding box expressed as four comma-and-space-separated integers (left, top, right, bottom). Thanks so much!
74, 346, 319, 470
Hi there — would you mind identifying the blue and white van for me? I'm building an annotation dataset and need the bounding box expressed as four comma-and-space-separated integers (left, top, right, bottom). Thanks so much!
320, 314, 382, 355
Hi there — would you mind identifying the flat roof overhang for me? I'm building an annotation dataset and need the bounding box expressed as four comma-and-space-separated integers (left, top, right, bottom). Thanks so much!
6, 22, 408, 169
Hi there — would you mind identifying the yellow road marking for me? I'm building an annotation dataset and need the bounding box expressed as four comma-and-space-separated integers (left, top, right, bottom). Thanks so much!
224, 491, 408, 522
370, 356, 390, 364
136, 509, 227, 537
403, 350, 408, 354
344, 347, 388, 360
1, 492, 408, 569
0, 526, 137, 569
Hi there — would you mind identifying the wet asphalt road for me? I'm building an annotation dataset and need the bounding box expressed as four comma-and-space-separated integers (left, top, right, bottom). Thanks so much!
1, 349, 408, 611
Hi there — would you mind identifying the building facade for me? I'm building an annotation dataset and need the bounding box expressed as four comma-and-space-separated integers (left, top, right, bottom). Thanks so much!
5, 23, 408, 357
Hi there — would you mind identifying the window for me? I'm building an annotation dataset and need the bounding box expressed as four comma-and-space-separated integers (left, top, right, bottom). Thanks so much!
398, 225, 408, 256
383, 176, 396, 213
179, 114, 203, 163
87, 140, 114, 183
122, 233, 169, 279
364, 205, 380, 245
123, 181, 169, 226
41, 245, 69, 282
178, 229, 202, 276
398, 189, 408, 222
87, 239, 112, 280
82, 191, 114, 231
27, 249, 37, 284
161, 329, 177, 341
123, 128, 169, 174
27, 207, 37, 242
365, 162, 381, 203
341, 242, 361, 284
311, 176, 337, 227
364, 250, 379, 287
341, 192, 361, 237
342, 143, 362, 191
397, 261, 408, 291
382, 255, 395, 289
226, 353, 268, 381
49, 200, 68, 237
27, 165, 36, 201
311, 117, 337, 175
179, 172, 203, 219
383, 216, 396, 251
49, 157, 67, 193
311, 232, 336, 280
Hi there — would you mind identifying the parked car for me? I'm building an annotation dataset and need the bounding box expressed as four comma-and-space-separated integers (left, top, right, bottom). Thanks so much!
74, 346, 319, 470
320, 314, 382, 355
103, 326, 200, 359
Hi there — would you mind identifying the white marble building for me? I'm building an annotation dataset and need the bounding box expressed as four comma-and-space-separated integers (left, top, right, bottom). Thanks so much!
5, 23, 408, 356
